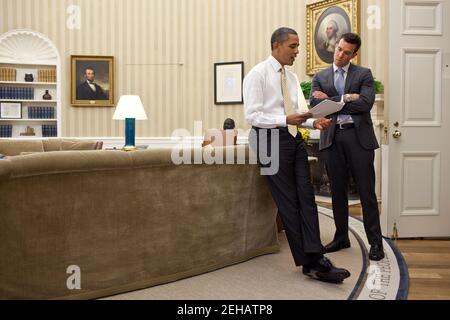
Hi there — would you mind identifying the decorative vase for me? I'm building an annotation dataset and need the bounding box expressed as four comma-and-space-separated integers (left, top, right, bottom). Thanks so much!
42, 90, 52, 100
24, 73, 34, 82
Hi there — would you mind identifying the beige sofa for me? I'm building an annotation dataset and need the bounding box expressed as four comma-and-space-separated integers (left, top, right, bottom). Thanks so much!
0, 144, 279, 299
0, 139, 103, 157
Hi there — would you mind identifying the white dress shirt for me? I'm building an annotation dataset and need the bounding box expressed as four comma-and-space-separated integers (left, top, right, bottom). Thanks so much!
243, 55, 314, 129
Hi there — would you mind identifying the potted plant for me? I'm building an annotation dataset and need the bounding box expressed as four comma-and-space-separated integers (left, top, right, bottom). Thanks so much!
302, 79, 384, 95
299, 81, 312, 144
300, 81, 312, 99
374, 79, 384, 95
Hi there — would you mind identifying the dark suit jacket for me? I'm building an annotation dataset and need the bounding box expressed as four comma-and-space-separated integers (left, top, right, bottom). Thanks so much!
76, 81, 108, 100
310, 63, 379, 151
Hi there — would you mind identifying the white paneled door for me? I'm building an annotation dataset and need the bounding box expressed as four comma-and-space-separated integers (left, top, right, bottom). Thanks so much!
387, 0, 450, 237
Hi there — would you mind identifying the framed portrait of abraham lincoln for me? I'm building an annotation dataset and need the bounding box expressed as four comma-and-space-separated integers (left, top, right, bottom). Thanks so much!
306, 0, 360, 75
71, 55, 114, 107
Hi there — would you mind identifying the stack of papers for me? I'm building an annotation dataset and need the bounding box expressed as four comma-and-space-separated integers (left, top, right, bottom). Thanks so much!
307, 100, 344, 118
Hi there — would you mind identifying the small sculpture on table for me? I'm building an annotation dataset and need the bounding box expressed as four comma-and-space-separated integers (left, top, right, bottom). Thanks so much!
24, 73, 34, 82
20, 126, 35, 136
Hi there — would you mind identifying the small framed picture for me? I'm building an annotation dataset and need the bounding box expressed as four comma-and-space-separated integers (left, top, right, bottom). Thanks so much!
214, 61, 244, 105
0, 102, 22, 119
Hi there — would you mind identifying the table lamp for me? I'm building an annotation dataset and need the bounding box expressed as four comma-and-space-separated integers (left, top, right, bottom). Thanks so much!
113, 95, 148, 151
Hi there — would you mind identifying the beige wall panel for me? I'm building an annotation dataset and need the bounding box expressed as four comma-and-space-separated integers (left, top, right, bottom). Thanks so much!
0, 0, 385, 137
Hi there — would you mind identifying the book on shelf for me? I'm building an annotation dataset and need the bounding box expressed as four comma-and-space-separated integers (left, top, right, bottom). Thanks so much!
27, 106, 55, 119
0, 67, 16, 82
0, 124, 13, 138
37, 69, 56, 83
0, 86, 34, 100
42, 124, 57, 137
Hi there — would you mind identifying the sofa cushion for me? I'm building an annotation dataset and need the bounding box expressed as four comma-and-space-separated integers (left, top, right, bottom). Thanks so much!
61, 139, 98, 150
42, 139, 103, 151
19, 152, 41, 156
0, 140, 44, 156
42, 139, 63, 151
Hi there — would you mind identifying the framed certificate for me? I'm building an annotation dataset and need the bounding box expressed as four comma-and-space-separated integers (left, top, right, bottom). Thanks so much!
0, 102, 22, 119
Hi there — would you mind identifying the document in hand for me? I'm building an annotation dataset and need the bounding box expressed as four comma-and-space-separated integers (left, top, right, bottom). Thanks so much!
309, 100, 345, 118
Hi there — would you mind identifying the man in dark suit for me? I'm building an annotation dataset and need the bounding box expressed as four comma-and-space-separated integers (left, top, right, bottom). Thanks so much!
76, 67, 108, 100
310, 33, 384, 261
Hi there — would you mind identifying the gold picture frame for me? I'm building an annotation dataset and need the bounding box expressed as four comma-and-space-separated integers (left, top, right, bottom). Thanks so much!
306, 0, 360, 75
71, 55, 114, 107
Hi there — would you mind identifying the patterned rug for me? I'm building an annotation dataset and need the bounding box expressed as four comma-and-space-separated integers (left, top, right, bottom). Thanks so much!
318, 206, 409, 300
103, 207, 409, 300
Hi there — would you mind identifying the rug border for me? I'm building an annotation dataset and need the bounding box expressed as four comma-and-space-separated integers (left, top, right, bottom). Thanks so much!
384, 237, 410, 300
318, 207, 409, 300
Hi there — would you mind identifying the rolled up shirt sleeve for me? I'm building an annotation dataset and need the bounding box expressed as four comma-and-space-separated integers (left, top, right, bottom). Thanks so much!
299, 118, 315, 129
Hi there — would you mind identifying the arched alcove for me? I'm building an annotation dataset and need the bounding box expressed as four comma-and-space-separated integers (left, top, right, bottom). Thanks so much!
0, 29, 61, 138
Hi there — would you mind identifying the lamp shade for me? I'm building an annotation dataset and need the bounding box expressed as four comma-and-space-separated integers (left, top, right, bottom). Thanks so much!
113, 95, 147, 120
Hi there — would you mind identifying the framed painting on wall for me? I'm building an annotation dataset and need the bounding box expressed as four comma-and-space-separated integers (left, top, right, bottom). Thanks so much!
214, 61, 244, 105
71, 55, 114, 107
306, 0, 360, 75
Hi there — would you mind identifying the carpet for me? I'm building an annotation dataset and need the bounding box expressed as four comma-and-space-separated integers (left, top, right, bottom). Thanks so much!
102, 207, 408, 300
318, 206, 409, 300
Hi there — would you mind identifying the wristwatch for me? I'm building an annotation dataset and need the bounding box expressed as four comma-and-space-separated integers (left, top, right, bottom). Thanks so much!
344, 94, 352, 103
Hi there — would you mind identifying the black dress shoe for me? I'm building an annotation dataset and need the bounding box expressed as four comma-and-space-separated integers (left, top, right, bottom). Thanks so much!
302, 256, 351, 283
324, 239, 351, 253
369, 244, 385, 261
